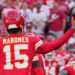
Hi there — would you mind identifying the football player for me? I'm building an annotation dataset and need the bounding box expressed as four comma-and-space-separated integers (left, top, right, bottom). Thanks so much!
54, 45, 71, 66
44, 52, 58, 75
0, 10, 75, 75
25, 30, 45, 75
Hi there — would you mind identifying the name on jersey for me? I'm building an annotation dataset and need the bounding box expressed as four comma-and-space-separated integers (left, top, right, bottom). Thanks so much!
3, 37, 29, 44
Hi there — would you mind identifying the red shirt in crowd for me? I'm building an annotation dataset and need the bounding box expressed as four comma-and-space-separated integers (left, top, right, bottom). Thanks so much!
59, 2, 70, 13
49, 9, 66, 32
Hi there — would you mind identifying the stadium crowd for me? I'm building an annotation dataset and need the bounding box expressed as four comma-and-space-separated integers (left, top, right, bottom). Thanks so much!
0, 0, 75, 75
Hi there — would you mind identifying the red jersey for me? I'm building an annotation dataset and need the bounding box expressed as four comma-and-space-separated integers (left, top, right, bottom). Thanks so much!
44, 50, 71, 75
54, 50, 71, 65
49, 9, 66, 32
67, 54, 75, 64
31, 54, 46, 75
0, 28, 74, 75
0, 34, 43, 75
45, 59, 58, 75
60, 64, 75, 75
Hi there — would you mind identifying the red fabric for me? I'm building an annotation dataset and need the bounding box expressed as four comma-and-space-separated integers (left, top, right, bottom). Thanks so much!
49, 9, 66, 31
0, 34, 41, 75
45, 60, 58, 75
0, 28, 74, 75
33, 67, 45, 75
36, 28, 74, 54
54, 50, 71, 65
19, 0, 26, 2
67, 54, 75, 63
32, 54, 46, 75
66, 65, 75, 75
29, 0, 35, 7
2, 6, 16, 12
54, 0, 59, 2
61, 65, 75, 75
28, 0, 37, 6
12, 0, 17, 3
59, 2, 70, 12
43, 0, 46, 5
44, 50, 71, 75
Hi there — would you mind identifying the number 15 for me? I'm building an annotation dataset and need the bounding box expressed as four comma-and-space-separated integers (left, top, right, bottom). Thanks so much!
3, 44, 29, 70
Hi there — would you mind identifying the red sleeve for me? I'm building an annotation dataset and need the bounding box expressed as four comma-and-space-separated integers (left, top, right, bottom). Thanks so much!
43, 0, 46, 5
36, 28, 74, 54
33, 67, 45, 75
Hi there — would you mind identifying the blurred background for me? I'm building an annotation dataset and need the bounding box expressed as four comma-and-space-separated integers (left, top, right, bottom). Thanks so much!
1, 0, 75, 75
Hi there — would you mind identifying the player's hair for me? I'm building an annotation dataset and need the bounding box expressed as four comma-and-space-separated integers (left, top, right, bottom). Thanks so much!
7, 28, 22, 34
46, 32, 56, 37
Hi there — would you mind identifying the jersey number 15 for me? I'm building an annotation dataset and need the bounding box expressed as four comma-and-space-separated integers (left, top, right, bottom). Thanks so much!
3, 44, 29, 70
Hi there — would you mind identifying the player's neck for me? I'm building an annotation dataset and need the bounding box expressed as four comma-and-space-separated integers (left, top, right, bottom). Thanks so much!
10, 31, 22, 35
17, 31, 22, 34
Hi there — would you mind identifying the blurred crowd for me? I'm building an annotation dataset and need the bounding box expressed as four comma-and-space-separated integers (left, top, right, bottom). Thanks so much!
0, 0, 75, 75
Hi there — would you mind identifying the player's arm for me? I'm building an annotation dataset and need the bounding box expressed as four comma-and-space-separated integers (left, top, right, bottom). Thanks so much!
36, 17, 75, 54
32, 61, 45, 75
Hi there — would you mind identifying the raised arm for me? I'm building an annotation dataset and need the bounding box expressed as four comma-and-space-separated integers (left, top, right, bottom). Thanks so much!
36, 17, 75, 54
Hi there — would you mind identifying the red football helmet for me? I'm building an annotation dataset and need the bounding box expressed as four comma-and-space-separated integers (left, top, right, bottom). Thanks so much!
4, 10, 24, 30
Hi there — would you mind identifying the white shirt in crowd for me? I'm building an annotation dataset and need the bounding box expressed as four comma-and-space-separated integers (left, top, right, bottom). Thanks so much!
30, 12, 47, 34
34, 4, 50, 17
20, 4, 50, 34
68, 37, 75, 45
65, 1, 75, 8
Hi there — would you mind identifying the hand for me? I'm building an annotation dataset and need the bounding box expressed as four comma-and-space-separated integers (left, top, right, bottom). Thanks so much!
72, 17, 75, 27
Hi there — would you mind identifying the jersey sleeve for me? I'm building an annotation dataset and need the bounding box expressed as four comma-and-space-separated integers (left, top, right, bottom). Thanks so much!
36, 28, 74, 54
33, 55, 39, 62
34, 36, 43, 51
